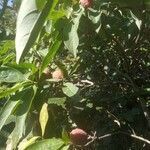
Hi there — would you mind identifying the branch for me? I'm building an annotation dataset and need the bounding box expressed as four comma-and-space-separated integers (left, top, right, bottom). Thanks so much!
85, 131, 150, 146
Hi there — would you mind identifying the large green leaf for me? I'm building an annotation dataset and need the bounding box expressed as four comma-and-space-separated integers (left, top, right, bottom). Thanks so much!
63, 9, 83, 57
25, 138, 64, 150
0, 66, 25, 83
6, 86, 37, 149
15, 0, 59, 63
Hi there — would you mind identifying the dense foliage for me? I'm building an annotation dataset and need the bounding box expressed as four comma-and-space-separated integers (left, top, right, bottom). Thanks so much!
0, 0, 150, 149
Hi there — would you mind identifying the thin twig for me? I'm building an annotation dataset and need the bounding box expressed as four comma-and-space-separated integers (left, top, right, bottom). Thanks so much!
85, 131, 150, 146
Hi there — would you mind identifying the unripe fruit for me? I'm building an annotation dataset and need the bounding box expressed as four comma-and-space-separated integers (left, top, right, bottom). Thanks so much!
52, 69, 64, 80
70, 128, 88, 145
80, 0, 93, 8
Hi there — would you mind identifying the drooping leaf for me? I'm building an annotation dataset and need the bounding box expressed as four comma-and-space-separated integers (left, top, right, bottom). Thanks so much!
6, 86, 37, 149
40, 35, 62, 73
62, 82, 79, 97
48, 97, 66, 109
0, 93, 22, 131
15, 0, 59, 63
25, 138, 64, 150
39, 103, 49, 137
0, 66, 26, 83
64, 9, 83, 57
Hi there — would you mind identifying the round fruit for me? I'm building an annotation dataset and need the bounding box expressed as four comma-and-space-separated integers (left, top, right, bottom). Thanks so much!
80, 0, 93, 8
52, 69, 64, 80
70, 128, 88, 145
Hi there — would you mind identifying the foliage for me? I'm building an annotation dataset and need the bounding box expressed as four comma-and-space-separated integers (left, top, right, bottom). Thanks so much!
0, 0, 150, 149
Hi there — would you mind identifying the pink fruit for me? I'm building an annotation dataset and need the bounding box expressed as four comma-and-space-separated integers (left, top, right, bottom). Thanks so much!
70, 128, 88, 145
52, 69, 64, 80
80, 0, 93, 8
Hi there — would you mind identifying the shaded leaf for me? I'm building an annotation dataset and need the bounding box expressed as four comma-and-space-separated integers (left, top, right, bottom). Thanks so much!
62, 128, 70, 144
36, 0, 46, 10
0, 93, 22, 131
48, 97, 66, 109
7, 86, 37, 149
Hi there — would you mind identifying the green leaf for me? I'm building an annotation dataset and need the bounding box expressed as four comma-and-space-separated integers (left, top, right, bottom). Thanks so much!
39, 103, 49, 137
62, 83, 79, 97
62, 128, 70, 144
18, 136, 40, 150
0, 66, 26, 83
0, 40, 15, 55
25, 138, 64, 150
61, 145, 70, 150
40, 35, 62, 74
7, 86, 37, 149
110, 0, 143, 8
48, 9, 66, 20
64, 9, 83, 57
48, 97, 66, 109
0, 93, 22, 131
36, 0, 46, 10
0, 82, 30, 99
15, 0, 59, 63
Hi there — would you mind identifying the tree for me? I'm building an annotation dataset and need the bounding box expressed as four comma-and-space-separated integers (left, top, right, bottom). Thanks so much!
0, 0, 150, 149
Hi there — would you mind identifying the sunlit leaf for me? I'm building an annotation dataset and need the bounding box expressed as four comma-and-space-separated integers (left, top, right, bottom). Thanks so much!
62, 82, 79, 97
39, 103, 49, 137
64, 9, 83, 57
18, 136, 40, 150
26, 138, 64, 150
16, 0, 59, 63
0, 82, 30, 99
